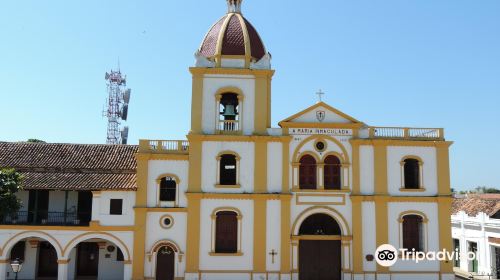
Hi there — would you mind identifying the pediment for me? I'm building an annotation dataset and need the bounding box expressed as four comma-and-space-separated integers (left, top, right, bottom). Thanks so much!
279, 102, 363, 128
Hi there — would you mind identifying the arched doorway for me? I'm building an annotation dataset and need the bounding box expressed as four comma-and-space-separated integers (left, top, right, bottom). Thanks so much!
2, 232, 63, 280
155, 245, 175, 280
298, 213, 341, 280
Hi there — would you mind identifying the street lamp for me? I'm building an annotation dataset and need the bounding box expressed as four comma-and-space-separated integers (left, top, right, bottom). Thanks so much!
10, 258, 23, 280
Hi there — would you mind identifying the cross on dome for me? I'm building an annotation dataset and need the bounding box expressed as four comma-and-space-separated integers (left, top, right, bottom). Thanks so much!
227, 0, 243, 14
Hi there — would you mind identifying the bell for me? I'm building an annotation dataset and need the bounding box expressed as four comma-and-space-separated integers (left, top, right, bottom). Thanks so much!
222, 104, 237, 117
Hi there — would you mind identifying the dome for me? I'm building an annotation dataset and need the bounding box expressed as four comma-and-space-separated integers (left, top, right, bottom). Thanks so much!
198, 0, 267, 63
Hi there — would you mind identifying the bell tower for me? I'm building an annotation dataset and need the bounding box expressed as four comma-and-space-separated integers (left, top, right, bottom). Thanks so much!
189, 0, 274, 136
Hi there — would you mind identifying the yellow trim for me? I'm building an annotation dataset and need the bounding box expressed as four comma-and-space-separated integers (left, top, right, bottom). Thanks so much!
350, 139, 454, 147
62, 231, 131, 261
215, 184, 241, 189
399, 187, 426, 192
134, 207, 187, 212
132, 151, 149, 278
292, 134, 350, 163
291, 188, 350, 193
282, 139, 291, 193
398, 211, 429, 253
254, 72, 272, 134
438, 197, 454, 273
351, 197, 363, 273
137, 154, 189, 161
214, 14, 233, 67
280, 196, 291, 273
208, 252, 244, 256
190, 71, 204, 134
235, 13, 251, 67
187, 139, 202, 193
185, 195, 201, 273
350, 195, 452, 203
210, 207, 243, 254
215, 86, 244, 99
351, 141, 360, 195
0, 224, 134, 231
296, 150, 321, 162
279, 101, 362, 126
1, 230, 64, 258
57, 259, 70, 264
159, 214, 174, 229
216, 150, 241, 186
295, 193, 346, 205
253, 198, 267, 272
189, 67, 275, 78
436, 144, 452, 196
313, 138, 328, 152
291, 235, 348, 241
185, 192, 292, 200
291, 206, 351, 236
187, 134, 289, 142
374, 196, 389, 273
282, 122, 364, 129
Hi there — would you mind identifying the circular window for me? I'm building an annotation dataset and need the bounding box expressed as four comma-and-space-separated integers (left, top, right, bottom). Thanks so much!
315, 140, 326, 152
160, 215, 174, 229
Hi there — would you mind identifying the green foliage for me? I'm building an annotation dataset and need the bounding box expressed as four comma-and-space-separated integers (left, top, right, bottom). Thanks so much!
456, 186, 500, 194
27, 139, 45, 143
0, 168, 23, 218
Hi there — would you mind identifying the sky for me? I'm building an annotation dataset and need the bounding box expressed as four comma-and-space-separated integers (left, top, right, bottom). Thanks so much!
0, 1, 499, 190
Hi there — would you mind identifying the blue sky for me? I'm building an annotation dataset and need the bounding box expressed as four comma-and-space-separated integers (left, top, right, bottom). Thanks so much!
1, 1, 499, 190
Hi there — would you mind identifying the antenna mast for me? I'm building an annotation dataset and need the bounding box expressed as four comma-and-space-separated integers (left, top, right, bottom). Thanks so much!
103, 67, 131, 144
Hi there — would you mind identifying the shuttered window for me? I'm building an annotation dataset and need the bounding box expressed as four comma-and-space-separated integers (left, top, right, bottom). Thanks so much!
215, 211, 238, 253
324, 155, 341, 190
299, 155, 317, 189
402, 215, 423, 251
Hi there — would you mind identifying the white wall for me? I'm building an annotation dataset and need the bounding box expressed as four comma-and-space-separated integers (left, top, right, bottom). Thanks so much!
362, 201, 376, 271
359, 145, 374, 195
201, 141, 255, 193
266, 200, 281, 271
387, 146, 438, 196
267, 142, 283, 193
199, 199, 254, 270
97, 191, 135, 226
387, 202, 440, 272
288, 105, 352, 123
201, 74, 256, 135
147, 160, 189, 208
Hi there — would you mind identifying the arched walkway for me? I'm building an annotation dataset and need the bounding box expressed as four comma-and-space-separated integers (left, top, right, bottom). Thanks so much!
1, 231, 63, 280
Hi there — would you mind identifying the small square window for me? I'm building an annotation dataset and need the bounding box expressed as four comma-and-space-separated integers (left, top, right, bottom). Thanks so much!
110, 199, 123, 215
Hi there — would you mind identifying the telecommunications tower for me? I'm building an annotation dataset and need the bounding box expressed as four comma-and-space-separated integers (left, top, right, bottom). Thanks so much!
103, 68, 131, 144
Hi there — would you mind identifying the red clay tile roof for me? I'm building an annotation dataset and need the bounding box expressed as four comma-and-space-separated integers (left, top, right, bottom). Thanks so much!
452, 194, 500, 217
0, 142, 138, 191
199, 13, 266, 61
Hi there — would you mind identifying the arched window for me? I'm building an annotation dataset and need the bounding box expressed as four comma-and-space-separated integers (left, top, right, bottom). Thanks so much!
403, 158, 420, 189
219, 93, 240, 132
220, 154, 237, 185
402, 215, 424, 251
324, 155, 341, 190
299, 213, 341, 235
299, 155, 317, 189
159, 177, 176, 202
215, 211, 238, 253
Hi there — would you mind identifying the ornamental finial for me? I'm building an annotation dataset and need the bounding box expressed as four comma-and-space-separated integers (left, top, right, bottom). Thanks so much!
227, 0, 243, 14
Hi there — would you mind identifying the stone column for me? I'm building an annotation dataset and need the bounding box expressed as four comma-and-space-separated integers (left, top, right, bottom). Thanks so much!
0, 260, 7, 280
123, 261, 133, 280
57, 259, 70, 280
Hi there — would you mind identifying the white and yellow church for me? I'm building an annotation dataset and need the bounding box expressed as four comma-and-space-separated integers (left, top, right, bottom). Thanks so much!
0, 1, 455, 279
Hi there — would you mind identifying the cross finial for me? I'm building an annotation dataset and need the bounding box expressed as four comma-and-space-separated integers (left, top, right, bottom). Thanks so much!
316, 89, 325, 103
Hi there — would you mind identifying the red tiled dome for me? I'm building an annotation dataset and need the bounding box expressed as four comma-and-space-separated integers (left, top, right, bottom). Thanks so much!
199, 12, 266, 61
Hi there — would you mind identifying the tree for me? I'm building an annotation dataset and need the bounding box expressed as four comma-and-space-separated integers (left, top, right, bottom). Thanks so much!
27, 139, 45, 143
0, 168, 23, 219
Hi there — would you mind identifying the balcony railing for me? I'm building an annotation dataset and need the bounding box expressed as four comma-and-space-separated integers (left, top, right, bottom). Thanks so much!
218, 120, 240, 134
0, 211, 91, 226
367, 127, 444, 140
139, 140, 189, 154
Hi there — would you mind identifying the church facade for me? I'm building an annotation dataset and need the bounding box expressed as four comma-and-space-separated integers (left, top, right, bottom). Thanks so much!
0, 1, 455, 280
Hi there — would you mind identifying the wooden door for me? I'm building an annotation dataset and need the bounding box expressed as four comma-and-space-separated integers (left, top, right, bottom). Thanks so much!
299, 240, 341, 280
28, 190, 49, 223
77, 242, 99, 277
156, 246, 175, 280
37, 241, 58, 278
77, 191, 92, 225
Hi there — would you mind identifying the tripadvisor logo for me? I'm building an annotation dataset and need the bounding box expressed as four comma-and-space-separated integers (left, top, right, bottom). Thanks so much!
375, 244, 475, 267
